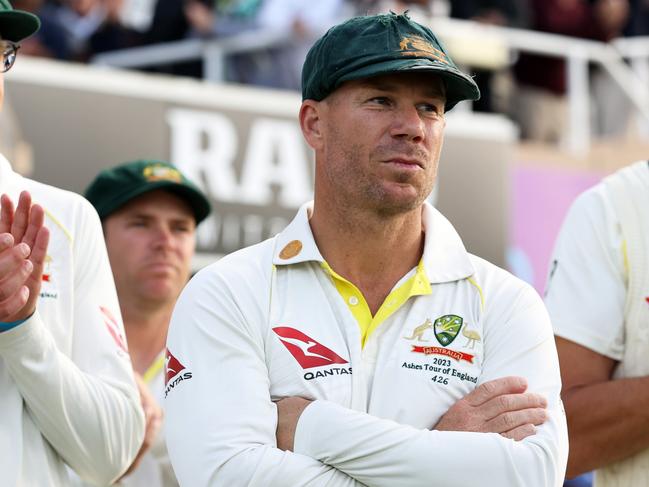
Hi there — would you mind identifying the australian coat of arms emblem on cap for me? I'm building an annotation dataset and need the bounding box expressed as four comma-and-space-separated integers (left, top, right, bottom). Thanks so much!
143, 164, 182, 183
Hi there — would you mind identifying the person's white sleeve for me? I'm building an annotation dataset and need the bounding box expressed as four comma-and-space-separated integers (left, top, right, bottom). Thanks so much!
294, 283, 568, 487
544, 187, 625, 360
0, 201, 145, 485
165, 267, 364, 487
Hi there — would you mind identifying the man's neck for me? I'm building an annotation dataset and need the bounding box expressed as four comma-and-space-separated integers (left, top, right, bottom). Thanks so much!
309, 202, 425, 315
122, 301, 174, 375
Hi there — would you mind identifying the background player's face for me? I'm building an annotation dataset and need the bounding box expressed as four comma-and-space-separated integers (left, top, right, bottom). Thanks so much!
310, 72, 446, 216
103, 190, 196, 307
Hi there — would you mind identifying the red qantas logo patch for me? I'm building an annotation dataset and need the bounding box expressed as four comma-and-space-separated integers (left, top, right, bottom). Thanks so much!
273, 327, 348, 369
100, 306, 128, 353
165, 348, 186, 385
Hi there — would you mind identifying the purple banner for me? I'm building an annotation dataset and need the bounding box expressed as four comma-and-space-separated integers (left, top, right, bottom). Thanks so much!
508, 165, 604, 294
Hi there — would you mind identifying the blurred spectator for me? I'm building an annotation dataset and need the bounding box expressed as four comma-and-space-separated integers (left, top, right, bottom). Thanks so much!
252, 0, 350, 89
35, 0, 108, 60
450, 0, 530, 113
183, 0, 262, 38
89, 0, 144, 55
180, 0, 348, 89
512, 0, 629, 142
451, 0, 529, 28
127, 0, 262, 77
14, 0, 141, 60
120, 0, 156, 33
624, 0, 649, 35
184, 0, 273, 84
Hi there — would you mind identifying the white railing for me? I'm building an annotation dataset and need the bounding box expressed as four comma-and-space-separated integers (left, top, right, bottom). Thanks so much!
92, 29, 296, 81
429, 18, 649, 155
91, 17, 649, 156
612, 35, 649, 136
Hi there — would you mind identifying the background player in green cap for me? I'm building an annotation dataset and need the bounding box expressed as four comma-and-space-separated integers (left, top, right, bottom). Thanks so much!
85, 159, 211, 487
165, 12, 568, 486
0, 2, 145, 485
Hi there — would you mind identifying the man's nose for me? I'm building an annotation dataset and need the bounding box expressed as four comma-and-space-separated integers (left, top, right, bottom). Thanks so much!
152, 226, 173, 248
390, 105, 425, 142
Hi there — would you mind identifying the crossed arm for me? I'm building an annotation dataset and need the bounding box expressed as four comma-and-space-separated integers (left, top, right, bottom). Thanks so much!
276, 375, 548, 451
165, 268, 568, 487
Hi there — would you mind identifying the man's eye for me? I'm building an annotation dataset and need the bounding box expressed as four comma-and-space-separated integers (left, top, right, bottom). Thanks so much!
418, 103, 438, 113
369, 97, 391, 105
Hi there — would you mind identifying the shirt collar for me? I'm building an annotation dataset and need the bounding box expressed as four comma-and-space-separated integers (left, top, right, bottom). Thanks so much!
420, 202, 475, 283
273, 201, 475, 284
272, 202, 324, 265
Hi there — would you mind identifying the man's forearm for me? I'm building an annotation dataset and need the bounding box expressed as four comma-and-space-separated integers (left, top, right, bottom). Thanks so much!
295, 400, 567, 487
563, 376, 649, 477
0, 313, 144, 485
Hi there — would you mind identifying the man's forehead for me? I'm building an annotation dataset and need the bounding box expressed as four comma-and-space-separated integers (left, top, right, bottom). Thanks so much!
112, 190, 195, 219
339, 73, 446, 99
363, 74, 444, 93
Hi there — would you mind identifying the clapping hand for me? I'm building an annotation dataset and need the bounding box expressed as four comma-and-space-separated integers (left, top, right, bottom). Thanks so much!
0, 191, 50, 322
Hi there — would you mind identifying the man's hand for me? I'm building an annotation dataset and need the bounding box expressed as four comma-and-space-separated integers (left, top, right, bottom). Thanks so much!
0, 192, 50, 322
275, 396, 313, 451
434, 376, 548, 441
120, 372, 163, 479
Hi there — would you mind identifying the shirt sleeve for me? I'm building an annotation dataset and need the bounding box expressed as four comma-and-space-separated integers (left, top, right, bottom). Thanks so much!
164, 266, 364, 487
0, 199, 145, 485
293, 282, 568, 487
544, 186, 626, 360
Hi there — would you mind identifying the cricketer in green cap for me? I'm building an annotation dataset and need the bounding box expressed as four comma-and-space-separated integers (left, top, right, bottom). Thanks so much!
302, 12, 479, 111
84, 160, 211, 224
162, 13, 567, 487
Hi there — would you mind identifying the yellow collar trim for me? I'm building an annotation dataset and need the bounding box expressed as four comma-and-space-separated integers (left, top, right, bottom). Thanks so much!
322, 260, 432, 347
142, 353, 165, 384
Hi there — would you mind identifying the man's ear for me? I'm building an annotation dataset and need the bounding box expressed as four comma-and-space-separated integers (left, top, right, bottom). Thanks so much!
299, 100, 325, 150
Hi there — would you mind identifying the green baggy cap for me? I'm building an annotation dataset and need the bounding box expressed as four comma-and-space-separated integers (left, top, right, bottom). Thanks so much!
0, 0, 40, 42
84, 160, 212, 224
302, 12, 480, 111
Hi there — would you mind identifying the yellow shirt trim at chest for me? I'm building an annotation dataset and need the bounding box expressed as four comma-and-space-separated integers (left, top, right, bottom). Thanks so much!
143, 353, 165, 384
322, 260, 432, 347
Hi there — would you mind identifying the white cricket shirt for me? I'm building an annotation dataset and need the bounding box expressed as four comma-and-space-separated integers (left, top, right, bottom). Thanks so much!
165, 202, 568, 486
545, 182, 626, 360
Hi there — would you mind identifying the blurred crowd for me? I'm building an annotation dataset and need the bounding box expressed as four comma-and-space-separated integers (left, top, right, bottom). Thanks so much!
13, 0, 648, 141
